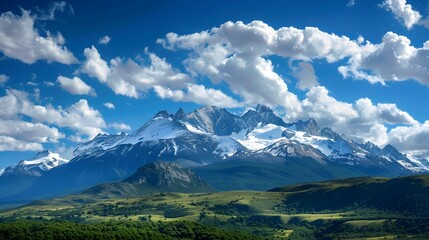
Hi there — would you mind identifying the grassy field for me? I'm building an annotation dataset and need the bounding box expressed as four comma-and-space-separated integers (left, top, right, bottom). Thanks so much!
0, 190, 424, 239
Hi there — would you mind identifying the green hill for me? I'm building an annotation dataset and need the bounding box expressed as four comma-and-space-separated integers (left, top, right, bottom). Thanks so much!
84, 161, 212, 198
270, 174, 429, 214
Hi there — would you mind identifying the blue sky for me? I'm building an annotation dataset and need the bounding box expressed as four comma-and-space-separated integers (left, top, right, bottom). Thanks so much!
0, 0, 429, 168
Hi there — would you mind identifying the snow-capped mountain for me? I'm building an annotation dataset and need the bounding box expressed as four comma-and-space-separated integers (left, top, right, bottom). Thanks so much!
0, 151, 69, 198
1, 104, 427, 204
1, 151, 68, 177
231, 114, 420, 174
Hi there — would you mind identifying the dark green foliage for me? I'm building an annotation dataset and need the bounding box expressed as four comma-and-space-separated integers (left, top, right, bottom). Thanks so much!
314, 218, 429, 239
272, 174, 429, 215
163, 207, 192, 218
0, 220, 265, 240
209, 201, 256, 216
245, 215, 283, 228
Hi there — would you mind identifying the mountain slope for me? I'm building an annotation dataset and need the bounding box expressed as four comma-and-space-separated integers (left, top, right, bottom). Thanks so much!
270, 174, 429, 214
84, 161, 211, 198
194, 153, 368, 191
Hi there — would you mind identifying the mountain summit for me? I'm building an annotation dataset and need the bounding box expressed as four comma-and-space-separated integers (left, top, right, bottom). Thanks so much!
85, 161, 211, 198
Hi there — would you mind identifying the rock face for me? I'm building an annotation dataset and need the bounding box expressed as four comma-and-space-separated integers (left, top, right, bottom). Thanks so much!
85, 161, 212, 197
125, 161, 211, 191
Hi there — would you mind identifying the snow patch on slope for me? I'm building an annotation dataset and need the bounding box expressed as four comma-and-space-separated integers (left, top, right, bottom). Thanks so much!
231, 123, 332, 156
404, 153, 429, 172
231, 124, 287, 151
21, 151, 69, 171
124, 117, 189, 144
213, 136, 242, 158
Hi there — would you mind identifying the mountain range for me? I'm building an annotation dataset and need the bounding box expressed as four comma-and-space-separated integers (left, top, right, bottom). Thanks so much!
1, 104, 428, 205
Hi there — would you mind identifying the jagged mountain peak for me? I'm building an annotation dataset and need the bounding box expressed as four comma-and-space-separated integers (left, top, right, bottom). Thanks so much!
33, 150, 53, 159
319, 127, 340, 139
362, 141, 383, 155
293, 118, 320, 135
255, 104, 273, 114
84, 161, 212, 197
242, 105, 287, 129
382, 144, 405, 159
129, 114, 189, 142
153, 110, 172, 119
195, 105, 224, 114
185, 105, 245, 135
364, 141, 377, 148
174, 108, 187, 120
123, 161, 211, 191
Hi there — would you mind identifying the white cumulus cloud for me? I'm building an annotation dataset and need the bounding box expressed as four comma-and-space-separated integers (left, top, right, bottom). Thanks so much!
0, 9, 78, 64
110, 122, 131, 131
382, 0, 422, 29
292, 62, 319, 90
154, 84, 241, 108
80, 46, 240, 107
0, 74, 9, 86
0, 136, 43, 152
339, 32, 429, 86
295, 86, 418, 146
57, 76, 96, 96
389, 121, 429, 151
99, 35, 111, 44
103, 102, 115, 109
0, 89, 107, 145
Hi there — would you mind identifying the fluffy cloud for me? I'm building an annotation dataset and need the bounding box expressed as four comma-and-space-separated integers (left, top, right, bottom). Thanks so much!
80, 46, 240, 107
296, 86, 418, 146
339, 32, 429, 86
103, 102, 115, 109
0, 9, 77, 64
40, 99, 106, 140
159, 20, 429, 96
154, 84, 241, 108
57, 76, 96, 96
158, 20, 376, 116
389, 121, 429, 151
0, 89, 66, 151
292, 62, 319, 90
0, 136, 43, 151
99, 35, 111, 44
160, 21, 370, 63
81, 46, 111, 82
110, 122, 131, 131
37, 1, 67, 21
0, 89, 107, 145
0, 74, 8, 86
0, 120, 63, 143
382, 0, 422, 29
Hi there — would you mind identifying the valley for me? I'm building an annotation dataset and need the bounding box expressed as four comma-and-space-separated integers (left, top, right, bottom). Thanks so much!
1, 174, 429, 239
